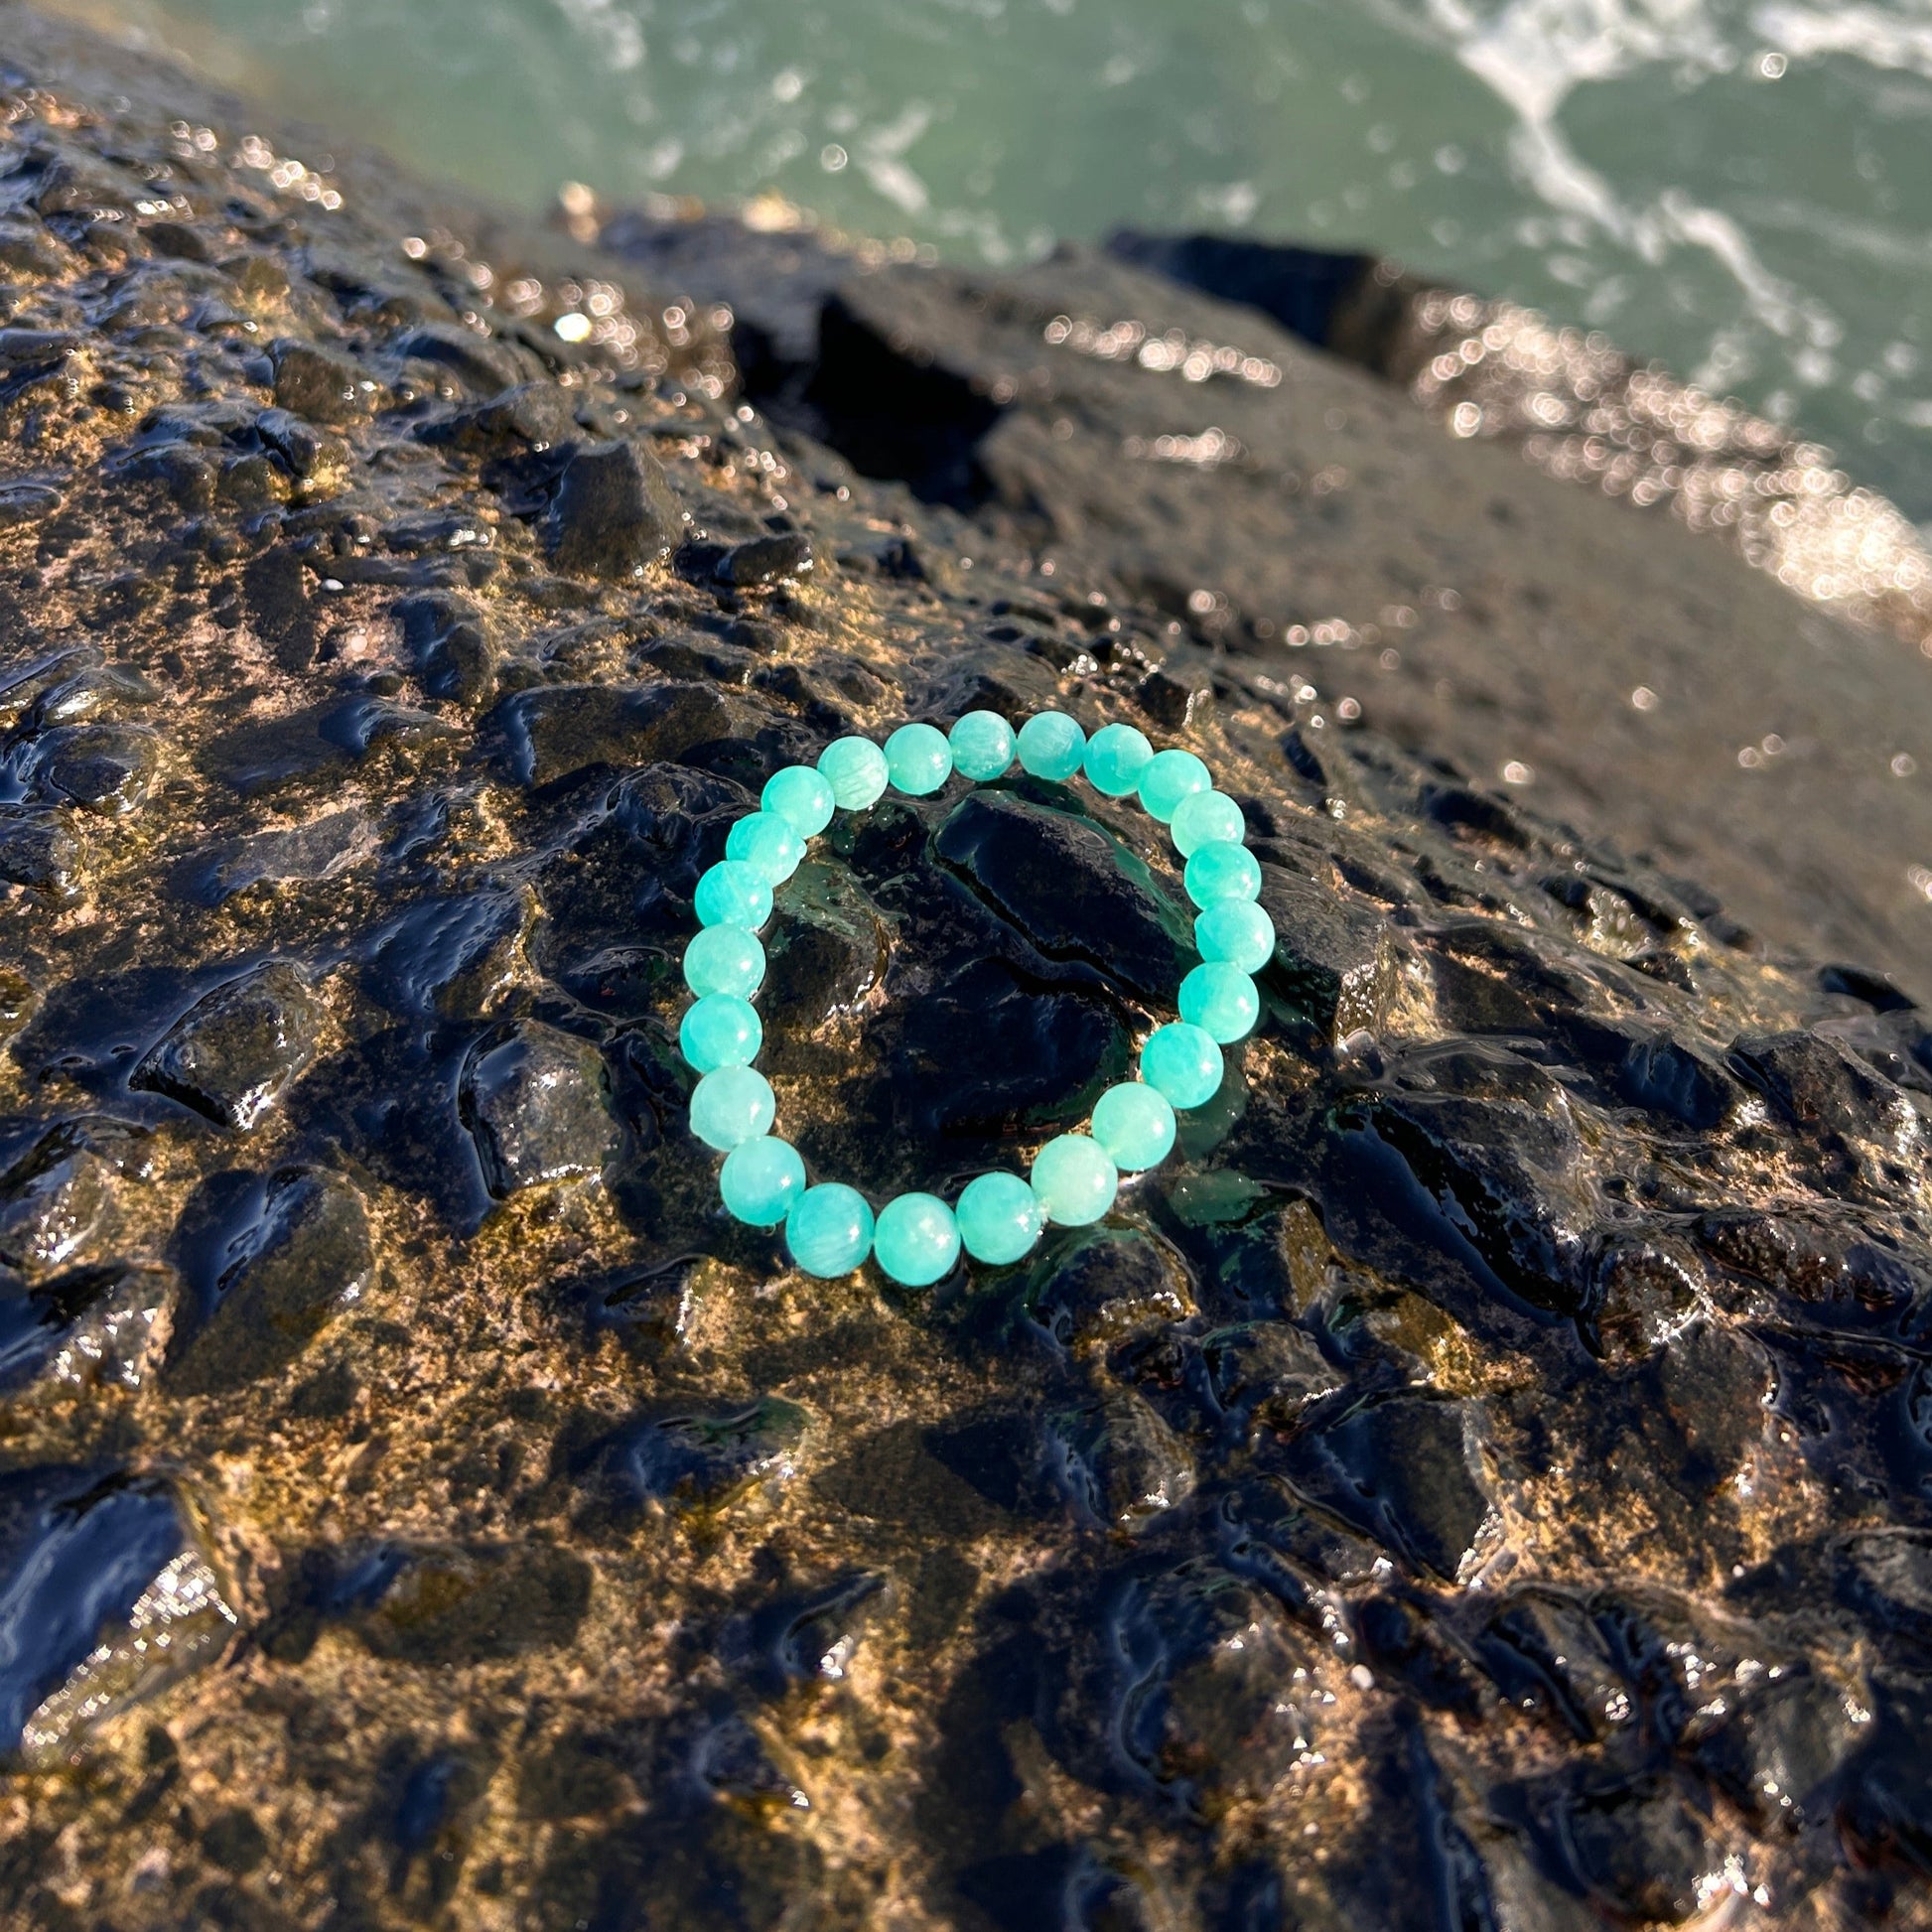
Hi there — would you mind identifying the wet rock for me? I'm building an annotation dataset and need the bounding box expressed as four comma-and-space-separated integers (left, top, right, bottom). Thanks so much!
573, 1397, 808, 1523
173, 1167, 374, 1393
0, 1138, 113, 1281
1478, 1587, 1631, 1742
734, 1569, 893, 1689
1287, 1395, 1498, 1582
0, 479, 62, 527
1107, 1566, 1320, 1811
393, 589, 498, 706
494, 678, 737, 788
0, 804, 81, 899
366, 886, 536, 1017
0, 1262, 175, 1399
759, 860, 887, 1064
130, 962, 324, 1131
423, 379, 577, 453
460, 1021, 616, 1197
546, 438, 683, 576
1560, 1777, 1715, 1925
350, 1543, 592, 1665
716, 530, 812, 588
1727, 1028, 1918, 1156
1027, 1229, 1195, 1350
184, 806, 374, 904
0, 1465, 234, 1766
935, 789, 1189, 1000
271, 338, 371, 424
1256, 864, 1396, 1041
1199, 1321, 1343, 1435
1685, 1665, 1859, 1823
1844, 1530, 1932, 1649
395, 322, 532, 394
1047, 1391, 1195, 1532
23, 720, 160, 815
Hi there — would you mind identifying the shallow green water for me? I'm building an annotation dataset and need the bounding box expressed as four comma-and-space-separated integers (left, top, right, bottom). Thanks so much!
82, 0, 1932, 519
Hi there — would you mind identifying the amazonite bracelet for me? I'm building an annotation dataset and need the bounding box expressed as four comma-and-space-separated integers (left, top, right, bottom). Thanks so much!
677, 710, 1275, 1287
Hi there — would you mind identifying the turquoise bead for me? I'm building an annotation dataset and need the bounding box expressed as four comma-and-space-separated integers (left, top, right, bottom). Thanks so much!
948, 710, 1016, 781
682, 924, 764, 1000
726, 810, 806, 885
1142, 1022, 1224, 1110
694, 860, 772, 930
679, 993, 761, 1071
1178, 962, 1260, 1043
1184, 840, 1263, 907
818, 735, 890, 810
1091, 1082, 1176, 1172
885, 723, 953, 796
1138, 749, 1212, 823
874, 1192, 961, 1287
1083, 723, 1154, 797
761, 763, 836, 838
689, 1065, 775, 1151
786, 1182, 875, 1278
955, 1172, 1044, 1265
1194, 899, 1275, 973
720, 1135, 807, 1226
1031, 1134, 1119, 1225
1016, 710, 1086, 781
1170, 788, 1246, 857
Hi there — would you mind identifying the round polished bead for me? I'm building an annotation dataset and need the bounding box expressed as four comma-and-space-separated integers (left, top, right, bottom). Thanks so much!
720, 1135, 807, 1226
1091, 1082, 1176, 1171
874, 1192, 961, 1287
1016, 710, 1087, 781
955, 1172, 1045, 1265
694, 860, 773, 931
885, 723, 953, 796
1138, 748, 1212, 823
1194, 898, 1276, 973
1179, 961, 1260, 1043
679, 993, 761, 1071
1031, 1134, 1119, 1225
1142, 1022, 1225, 1110
948, 710, 1016, 781
1170, 787, 1246, 858
1083, 722, 1154, 797
1184, 840, 1263, 907
817, 736, 890, 810
682, 923, 765, 1000
761, 763, 836, 839
689, 1065, 775, 1151
785, 1182, 875, 1278
726, 810, 807, 885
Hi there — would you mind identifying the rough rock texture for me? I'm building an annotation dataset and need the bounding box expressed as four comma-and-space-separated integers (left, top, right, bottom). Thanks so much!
5, 8, 1932, 1930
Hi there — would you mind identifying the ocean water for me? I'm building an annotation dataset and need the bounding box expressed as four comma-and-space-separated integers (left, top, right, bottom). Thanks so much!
63, 0, 1932, 521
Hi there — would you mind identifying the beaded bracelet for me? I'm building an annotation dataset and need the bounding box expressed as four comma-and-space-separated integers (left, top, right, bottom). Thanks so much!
676, 710, 1276, 1288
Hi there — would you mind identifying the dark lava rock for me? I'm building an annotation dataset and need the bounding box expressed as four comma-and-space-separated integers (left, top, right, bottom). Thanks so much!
573, 1397, 808, 1523
173, 1168, 373, 1393
270, 338, 371, 424
460, 1021, 616, 1197
494, 678, 737, 788
8, 14, 1932, 1922
22, 720, 160, 815
1027, 1228, 1195, 1349
1287, 1395, 1497, 1582
394, 589, 498, 706
0, 1261, 175, 1399
1046, 1391, 1195, 1532
546, 438, 683, 576
130, 962, 324, 1131
716, 530, 812, 588
0, 1465, 233, 1765
935, 789, 1188, 999
0, 1137, 113, 1282
1257, 863, 1397, 1041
